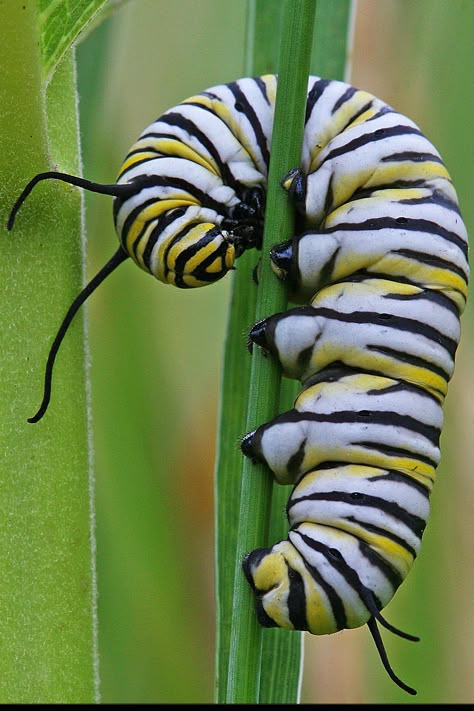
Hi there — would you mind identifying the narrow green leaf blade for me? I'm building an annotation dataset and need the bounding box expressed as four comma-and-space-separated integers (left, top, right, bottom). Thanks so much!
312, 0, 353, 79
259, 3, 354, 702
214, 2, 284, 703
225, 1, 316, 702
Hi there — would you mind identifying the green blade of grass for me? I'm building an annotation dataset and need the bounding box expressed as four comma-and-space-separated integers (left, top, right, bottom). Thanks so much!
259, 3, 353, 702
215, 0, 354, 703
214, 2, 285, 702
224, 1, 316, 702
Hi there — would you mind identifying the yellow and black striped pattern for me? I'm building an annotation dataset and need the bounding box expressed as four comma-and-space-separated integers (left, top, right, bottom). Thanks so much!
10, 72, 468, 676
102, 75, 467, 692
112, 76, 277, 287
239, 77, 468, 679
112, 74, 468, 640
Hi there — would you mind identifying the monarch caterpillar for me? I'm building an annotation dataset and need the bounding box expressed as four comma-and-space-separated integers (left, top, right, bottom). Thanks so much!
8, 75, 468, 695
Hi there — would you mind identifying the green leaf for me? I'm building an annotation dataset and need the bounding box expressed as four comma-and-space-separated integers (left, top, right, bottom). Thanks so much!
214, 2, 286, 702
215, 0, 354, 703
311, 0, 353, 79
39, 0, 110, 81
224, 1, 316, 702
0, 0, 107, 701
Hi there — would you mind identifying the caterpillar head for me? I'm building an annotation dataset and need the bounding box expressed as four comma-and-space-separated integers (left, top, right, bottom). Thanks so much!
112, 197, 241, 288
150, 220, 239, 288
112, 181, 264, 288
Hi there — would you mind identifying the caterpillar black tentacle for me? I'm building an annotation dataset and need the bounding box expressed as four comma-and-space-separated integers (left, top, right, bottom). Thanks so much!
26, 247, 129, 424
8, 75, 468, 695
7, 171, 138, 231
367, 617, 417, 696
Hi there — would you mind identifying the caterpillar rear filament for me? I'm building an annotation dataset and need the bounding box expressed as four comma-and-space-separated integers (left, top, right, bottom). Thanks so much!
8, 75, 468, 695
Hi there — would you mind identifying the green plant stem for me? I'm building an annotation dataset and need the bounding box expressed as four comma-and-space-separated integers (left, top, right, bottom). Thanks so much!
214, 2, 285, 702
216, 0, 353, 704
0, 3, 97, 702
225, 1, 316, 703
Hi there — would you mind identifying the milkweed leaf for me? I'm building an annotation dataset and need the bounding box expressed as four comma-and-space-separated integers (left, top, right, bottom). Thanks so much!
39, 0, 111, 81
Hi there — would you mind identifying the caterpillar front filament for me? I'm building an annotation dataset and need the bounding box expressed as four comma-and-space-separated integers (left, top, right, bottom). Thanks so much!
8, 75, 468, 695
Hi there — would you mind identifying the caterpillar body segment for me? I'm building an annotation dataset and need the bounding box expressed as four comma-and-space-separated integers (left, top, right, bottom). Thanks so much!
241, 371, 443, 486
248, 277, 460, 398
272, 147, 468, 311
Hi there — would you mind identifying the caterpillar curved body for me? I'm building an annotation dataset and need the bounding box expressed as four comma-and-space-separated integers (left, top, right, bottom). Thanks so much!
8, 75, 468, 695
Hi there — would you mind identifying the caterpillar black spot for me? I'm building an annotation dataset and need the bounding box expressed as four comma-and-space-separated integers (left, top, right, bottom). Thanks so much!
8, 75, 468, 695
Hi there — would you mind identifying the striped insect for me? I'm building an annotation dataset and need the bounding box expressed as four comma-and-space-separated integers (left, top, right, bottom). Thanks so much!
8, 75, 468, 695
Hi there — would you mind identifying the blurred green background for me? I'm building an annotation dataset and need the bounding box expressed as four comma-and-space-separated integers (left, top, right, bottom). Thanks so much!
75, 0, 473, 703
